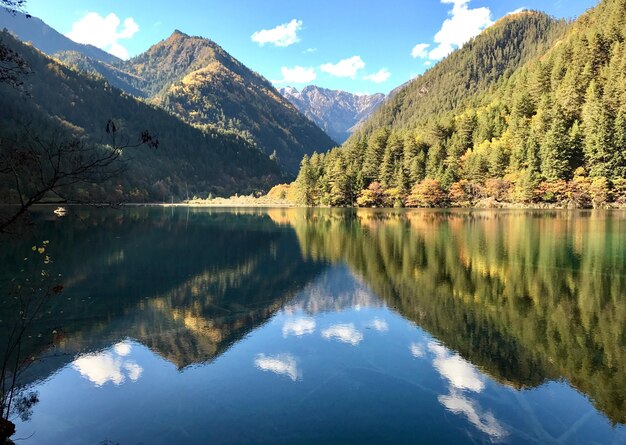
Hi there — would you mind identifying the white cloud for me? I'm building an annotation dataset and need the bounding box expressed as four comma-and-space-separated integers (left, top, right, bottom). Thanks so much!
273, 66, 317, 84
254, 353, 299, 381
424, 61, 433, 67
320, 56, 365, 79
303, 47, 318, 54
322, 323, 364, 346
364, 68, 391, 84
429, 342, 485, 393
72, 342, 143, 386
411, 43, 430, 58
428, 0, 493, 60
66, 12, 139, 60
283, 317, 316, 337
251, 19, 302, 47
439, 392, 508, 440
367, 318, 389, 332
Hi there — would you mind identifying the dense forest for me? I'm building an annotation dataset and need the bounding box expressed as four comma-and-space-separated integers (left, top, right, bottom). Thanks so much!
55, 30, 337, 172
0, 31, 285, 202
288, 1, 626, 208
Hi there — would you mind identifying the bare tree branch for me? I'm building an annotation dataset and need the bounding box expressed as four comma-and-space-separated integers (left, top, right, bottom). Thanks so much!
0, 123, 158, 233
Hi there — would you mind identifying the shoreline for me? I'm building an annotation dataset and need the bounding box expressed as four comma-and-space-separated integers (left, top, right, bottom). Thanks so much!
25, 201, 626, 210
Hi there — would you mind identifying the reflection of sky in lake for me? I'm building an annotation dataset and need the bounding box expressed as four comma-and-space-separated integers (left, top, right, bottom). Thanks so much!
72, 341, 143, 386
13, 264, 626, 445
254, 353, 299, 381
321, 323, 364, 345
282, 317, 316, 337
423, 341, 507, 440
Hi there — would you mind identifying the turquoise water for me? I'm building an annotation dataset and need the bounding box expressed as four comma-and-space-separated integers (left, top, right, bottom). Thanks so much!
1, 207, 625, 444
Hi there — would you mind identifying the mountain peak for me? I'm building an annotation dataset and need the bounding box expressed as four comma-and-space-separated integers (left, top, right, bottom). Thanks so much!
280, 86, 300, 96
491, 10, 552, 29
280, 86, 385, 144
171, 29, 190, 38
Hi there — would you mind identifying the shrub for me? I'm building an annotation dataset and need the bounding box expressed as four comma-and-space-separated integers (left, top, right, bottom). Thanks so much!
384, 187, 405, 208
448, 180, 482, 206
568, 170, 593, 208
406, 179, 448, 207
357, 182, 386, 207
266, 183, 291, 201
535, 180, 568, 203
590, 177, 609, 208
612, 178, 626, 204
484, 178, 511, 202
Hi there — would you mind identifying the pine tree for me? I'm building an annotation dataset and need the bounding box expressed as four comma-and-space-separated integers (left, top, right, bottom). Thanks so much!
362, 128, 389, 185
582, 81, 613, 177
612, 104, 626, 178
541, 105, 571, 180
327, 154, 351, 206
294, 155, 316, 205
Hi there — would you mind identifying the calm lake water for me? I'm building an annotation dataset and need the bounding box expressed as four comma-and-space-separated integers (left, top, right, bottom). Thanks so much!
1, 207, 625, 444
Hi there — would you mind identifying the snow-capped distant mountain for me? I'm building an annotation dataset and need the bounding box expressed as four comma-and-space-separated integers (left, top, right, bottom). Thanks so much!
280, 85, 385, 144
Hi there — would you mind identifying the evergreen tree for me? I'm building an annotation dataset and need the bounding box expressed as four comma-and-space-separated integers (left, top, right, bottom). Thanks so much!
361, 128, 389, 185
541, 105, 572, 180
294, 155, 317, 206
289, 1, 626, 208
582, 81, 613, 177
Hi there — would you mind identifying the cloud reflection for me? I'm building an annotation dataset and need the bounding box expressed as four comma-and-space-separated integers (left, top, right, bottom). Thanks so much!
428, 342, 484, 392
282, 317, 316, 337
427, 341, 508, 440
72, 341, 143, 386
439, 391, 508, 440
114, 342, 132, 356
410, 342, 425, 358
254, 353, 299, 381
368, 318, 389, 332
321, 323, 364, 346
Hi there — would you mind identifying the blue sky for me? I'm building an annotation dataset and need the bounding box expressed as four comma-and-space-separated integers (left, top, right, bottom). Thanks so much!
25, 0, 599, 94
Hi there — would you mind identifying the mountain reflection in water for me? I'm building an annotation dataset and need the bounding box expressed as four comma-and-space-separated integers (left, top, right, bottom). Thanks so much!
1, 207, 624, 444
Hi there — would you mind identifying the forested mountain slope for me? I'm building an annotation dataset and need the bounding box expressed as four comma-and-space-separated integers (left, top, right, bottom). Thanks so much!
291, 3, 626, 208
353, 11, 568, 138
55, 30, 337, 173
0, 31, 283, 202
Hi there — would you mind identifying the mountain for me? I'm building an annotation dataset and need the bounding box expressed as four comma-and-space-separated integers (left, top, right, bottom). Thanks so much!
51, 30, 337, 173
0, 14, 337, 173
52, 50, 146, 97
353, 10, 569, 139
0, 31, 284, 202
0, 11, 120, 64
279, 85, 385, 144
289, 8, 626, 207
128, 31, 337, 172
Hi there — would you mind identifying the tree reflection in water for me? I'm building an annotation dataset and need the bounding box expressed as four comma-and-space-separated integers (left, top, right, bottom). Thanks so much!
0, 207, 624, 444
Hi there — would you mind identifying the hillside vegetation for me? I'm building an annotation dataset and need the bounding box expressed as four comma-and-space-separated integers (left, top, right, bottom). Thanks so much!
0, 32, 284, 202
56, 31, 336, 173
289, 2, 626, 208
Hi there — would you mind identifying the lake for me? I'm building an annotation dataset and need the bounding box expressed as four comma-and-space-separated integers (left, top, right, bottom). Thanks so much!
1, 207, 625, 444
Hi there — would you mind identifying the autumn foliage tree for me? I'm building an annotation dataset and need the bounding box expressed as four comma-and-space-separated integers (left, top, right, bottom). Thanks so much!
406, 179, 448, 208
356, 182, 386, 207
